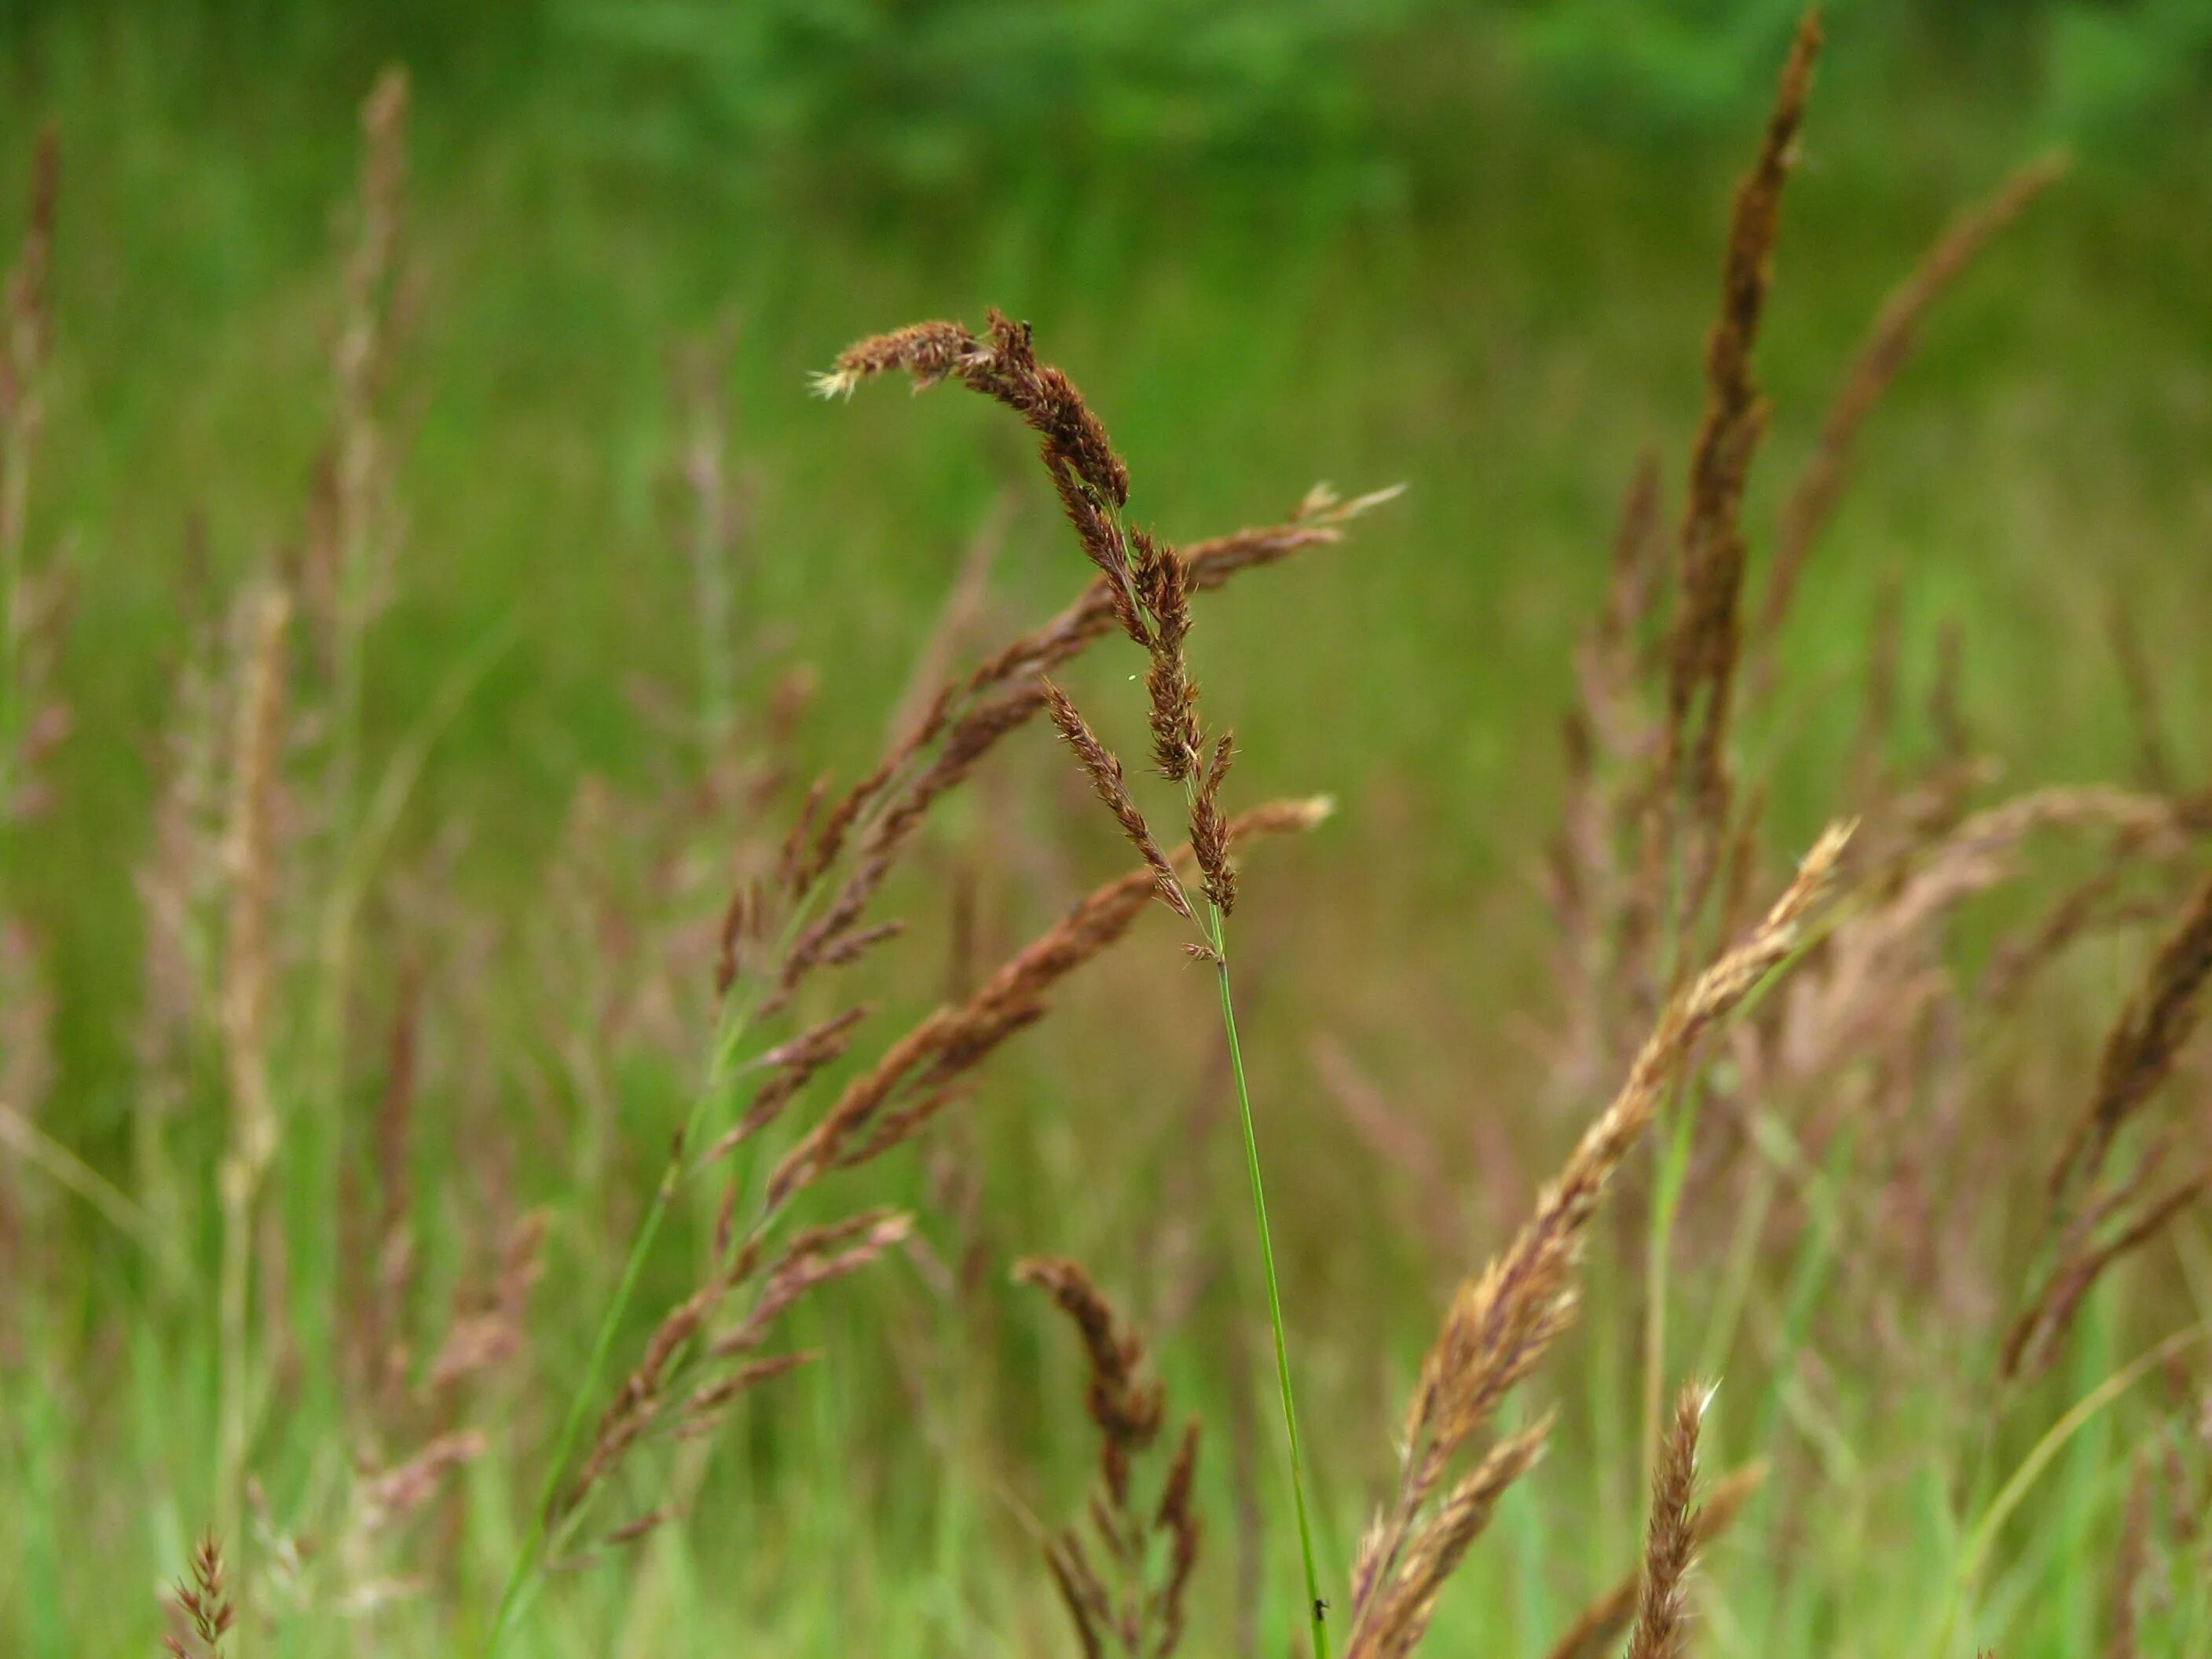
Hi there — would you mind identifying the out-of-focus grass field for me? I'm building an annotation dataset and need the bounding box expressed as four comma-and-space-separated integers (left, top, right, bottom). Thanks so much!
5, 3, 2212, 1654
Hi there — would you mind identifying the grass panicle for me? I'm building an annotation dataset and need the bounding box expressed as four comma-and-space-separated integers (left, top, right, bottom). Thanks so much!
1540, 1465, 1764, 1659
1019, 1256, 1203, 1659
162, 1536, 238, 1659
1626, 1383, 1712, 1659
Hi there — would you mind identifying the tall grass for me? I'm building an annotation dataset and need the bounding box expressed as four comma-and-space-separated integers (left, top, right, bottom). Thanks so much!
5, 5, 2212, 1657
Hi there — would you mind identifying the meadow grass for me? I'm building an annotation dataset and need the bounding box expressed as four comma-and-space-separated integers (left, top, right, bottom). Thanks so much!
5, 7, 2212, 1658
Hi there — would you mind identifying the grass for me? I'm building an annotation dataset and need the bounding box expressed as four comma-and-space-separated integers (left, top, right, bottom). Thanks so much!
8, 5, 2212, 1657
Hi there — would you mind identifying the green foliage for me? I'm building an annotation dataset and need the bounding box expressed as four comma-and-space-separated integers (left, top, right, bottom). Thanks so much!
2049, 0, 2212, 145
552, 0, 1421, 196
1506, 0, 2212, 151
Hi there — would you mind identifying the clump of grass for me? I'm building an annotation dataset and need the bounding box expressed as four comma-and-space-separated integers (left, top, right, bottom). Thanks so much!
12, 3, 2212, 1651
1340, 826, 1849, 1659
479, 307, 1372, 1646
823, 304, 1395, 1658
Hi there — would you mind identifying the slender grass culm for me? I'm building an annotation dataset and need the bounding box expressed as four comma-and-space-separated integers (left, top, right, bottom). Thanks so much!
817, 315, 1392, 1656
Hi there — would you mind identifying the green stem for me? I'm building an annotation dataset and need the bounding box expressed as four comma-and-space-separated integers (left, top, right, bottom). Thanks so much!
482, 983, 771, 1657
482, 1131, 683, 1654
1210, 911, 1330, 1659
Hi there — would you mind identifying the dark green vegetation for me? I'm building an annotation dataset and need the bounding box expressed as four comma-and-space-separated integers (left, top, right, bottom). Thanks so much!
5, 4, 2212, 1656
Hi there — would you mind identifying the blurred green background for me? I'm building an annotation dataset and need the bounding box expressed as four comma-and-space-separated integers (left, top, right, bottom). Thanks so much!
4, 0, 2212, 1654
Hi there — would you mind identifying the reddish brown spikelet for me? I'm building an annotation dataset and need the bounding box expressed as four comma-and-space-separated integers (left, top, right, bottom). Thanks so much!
764, 685, 1045, 1015
821, 311, 1138, 632
557, 1208, 899, 1521
1192, 729, 1237, 916
2107, 1453, 2151, 1659
674, 1350, 820, 1436
1139, 533, 1201, 779
796, 684, 954, 899
1348, 1419, 1551, 1659
1019, 1257, 1166, 1485
816, 319, 980, 395
220, 586, 291, 1177
775, 771, 832, 891
1041, 676, 1196, 925
955, 489, 1390, 703
427, 1210, 547, 1391
1152, 1418, 1204, 1655
163, 1535, 237, 1659
1998, 862, 2212, 1379
1628, 1385, 1711, 1659
2003, 1167, 2207, 1381
712, 1210, 912, 1359
703, 1004, 874, 1163
1, 127, 58, 558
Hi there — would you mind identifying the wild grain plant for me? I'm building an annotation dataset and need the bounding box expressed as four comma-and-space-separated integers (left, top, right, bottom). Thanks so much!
1522, 3, 2206, 1528
819, 308, 1397, 1657
1519, 9, 2212, 1645
480, 353, 1375, 1646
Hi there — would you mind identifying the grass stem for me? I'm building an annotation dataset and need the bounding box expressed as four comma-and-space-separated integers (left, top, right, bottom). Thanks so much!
1210, 907, 1330, 1659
